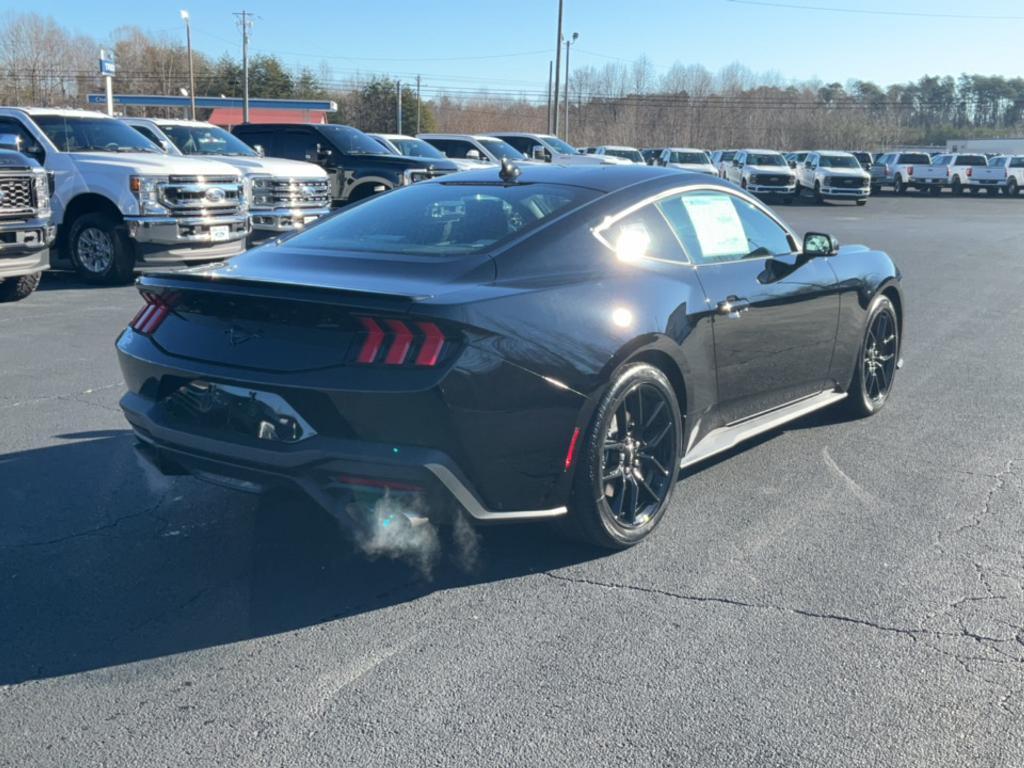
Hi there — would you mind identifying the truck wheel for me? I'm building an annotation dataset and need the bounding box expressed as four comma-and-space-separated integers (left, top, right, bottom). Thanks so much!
951, 177, 963, 195
893, 175, 905, 195
68, 213, 135, 285
814, 181, 825, 204
0, 272, 42, 302
1009, 178, 1019, 196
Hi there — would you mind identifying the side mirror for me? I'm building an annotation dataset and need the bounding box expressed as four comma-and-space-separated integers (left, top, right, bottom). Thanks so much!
732, 159, 741, 167
465, 148, 482, 161
788, 160, 796, 169
253, 144, 265, 157
0, 132, 21, 152
532, 146, 551, 162
804, 160, 812, 169
803, 232, 839, 256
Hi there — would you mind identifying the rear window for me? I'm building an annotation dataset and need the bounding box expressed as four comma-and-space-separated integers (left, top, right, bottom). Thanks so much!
956, 155, 988, 166
897, 153, 931, 164
671, 151, 710, 164
283, 182, 599, 257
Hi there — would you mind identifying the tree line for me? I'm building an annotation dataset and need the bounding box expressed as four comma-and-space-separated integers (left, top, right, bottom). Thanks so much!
2, 12, 1022, 150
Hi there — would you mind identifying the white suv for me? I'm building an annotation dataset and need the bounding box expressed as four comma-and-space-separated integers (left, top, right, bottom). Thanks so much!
0, 108, 248, 283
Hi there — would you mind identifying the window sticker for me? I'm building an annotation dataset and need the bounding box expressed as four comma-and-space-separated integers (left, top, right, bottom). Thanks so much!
681, 194, 747, 258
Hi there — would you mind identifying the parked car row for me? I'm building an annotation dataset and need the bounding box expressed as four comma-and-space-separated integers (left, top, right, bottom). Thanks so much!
869, 151, 1024, 195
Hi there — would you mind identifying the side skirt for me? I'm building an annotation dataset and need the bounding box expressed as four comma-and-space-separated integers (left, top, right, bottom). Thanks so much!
680, 390, 847, 470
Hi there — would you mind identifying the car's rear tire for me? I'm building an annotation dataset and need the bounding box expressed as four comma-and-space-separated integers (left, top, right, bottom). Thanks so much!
952, 177, 964, 195
0, 272, 42, 302
565, 363, 682, 549
1008, 178, 1019, 196
893, 175, 905, 194
845, 295, 899, 418
856, 199, 867, 206
814, 181, 824, 204
67, 213, 135, 285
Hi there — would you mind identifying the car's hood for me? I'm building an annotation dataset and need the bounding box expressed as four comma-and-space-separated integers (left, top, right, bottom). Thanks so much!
746, 164, 792, 174
68, 151, 241, 177
818, 167, 869, 179
670, 163, 717, 174
197, 155, 327, 179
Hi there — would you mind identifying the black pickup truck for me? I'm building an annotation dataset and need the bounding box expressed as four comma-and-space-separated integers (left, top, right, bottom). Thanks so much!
232, 123, 457, 206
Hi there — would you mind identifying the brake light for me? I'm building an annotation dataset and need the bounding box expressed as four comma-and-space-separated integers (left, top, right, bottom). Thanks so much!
967, 167, 973, 177
907, 166, 914, 176
129, 292, 177, 335
354, 316, 450, 367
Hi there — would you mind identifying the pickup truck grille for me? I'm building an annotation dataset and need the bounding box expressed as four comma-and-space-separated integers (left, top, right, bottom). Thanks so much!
254, 177, 331, 209
826, 176, 867, 188
159, 176, 244, 217
752, 174, 792, 185
0, 174, 35, 216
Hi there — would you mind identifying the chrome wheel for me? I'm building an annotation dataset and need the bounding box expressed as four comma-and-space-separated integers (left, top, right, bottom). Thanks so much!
863, 308, 898, 403
601, 383, 677, 529
76, 227, 114, 274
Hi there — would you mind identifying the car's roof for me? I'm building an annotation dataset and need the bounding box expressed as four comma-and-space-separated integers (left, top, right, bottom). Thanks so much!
813, 150, 855, 157
419, 133, 498, 141
485, 132, 557, 139
599, 145, 640, 151
3, 107, 110, 119
740, 148, 784, 154
664, 147, 709, 154
427, 161, 720, 193
146, 118, 218, 128
371, 133, 414, 140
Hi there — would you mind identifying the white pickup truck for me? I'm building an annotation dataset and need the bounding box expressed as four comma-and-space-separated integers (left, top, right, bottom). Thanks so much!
0, 108, 249, 284
963, 155, 1024, 195
910, 153, 989, 195
794, 150, 871, 205
724, 149, 797, 201
0, 145, 55, 301
124, 118, 330, 242
869, 151, 933, 194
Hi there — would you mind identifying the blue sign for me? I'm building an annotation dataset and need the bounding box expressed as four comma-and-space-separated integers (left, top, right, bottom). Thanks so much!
99, 55, 115, 77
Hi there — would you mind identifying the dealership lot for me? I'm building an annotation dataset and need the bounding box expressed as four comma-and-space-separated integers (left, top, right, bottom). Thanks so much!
1, 195, 1022, 766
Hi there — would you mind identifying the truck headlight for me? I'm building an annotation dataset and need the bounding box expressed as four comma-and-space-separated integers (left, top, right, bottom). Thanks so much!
129, 175, 169, 215
32, 168, 50, 213
246, 174, 274, 208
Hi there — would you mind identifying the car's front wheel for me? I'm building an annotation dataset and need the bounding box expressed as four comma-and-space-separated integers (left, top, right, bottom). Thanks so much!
0, 272, 42, 302
68, 213, 135, 285
845, 295, 899, 418
566, 363, 682, 549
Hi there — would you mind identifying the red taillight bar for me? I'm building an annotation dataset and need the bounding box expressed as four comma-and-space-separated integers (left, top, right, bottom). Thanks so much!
356, 316, 385, 363
354, 316, 449, 367
967, 167, 973, 177
907, 166, 914, 176
129, 292, 176, 336
383, 319, 413, 365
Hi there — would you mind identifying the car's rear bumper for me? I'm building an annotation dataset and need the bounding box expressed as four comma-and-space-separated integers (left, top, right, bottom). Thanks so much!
115, 329, 585, 520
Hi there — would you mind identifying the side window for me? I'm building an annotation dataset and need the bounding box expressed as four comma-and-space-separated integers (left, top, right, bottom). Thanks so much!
235, 131, 274, 154
277, 130, 320, 161
1011, 157, 1024, 168
132, 125, 166, 150
501, 136, 533, 155
597, 203, 687, 264
443, 140, 477, 159
656, 191, 792, 266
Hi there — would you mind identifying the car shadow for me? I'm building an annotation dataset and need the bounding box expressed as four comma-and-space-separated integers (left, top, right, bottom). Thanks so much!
0, 431, 604, 684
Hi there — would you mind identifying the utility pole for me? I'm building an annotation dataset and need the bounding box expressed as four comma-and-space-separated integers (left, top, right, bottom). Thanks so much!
234, 11, 254, 123
416, 75, 422, 134
564, 32, 578, 142
396, 80, 403, 133
546, 61, 553, 133
180, 10, 196, 120
552, 0, 564, 136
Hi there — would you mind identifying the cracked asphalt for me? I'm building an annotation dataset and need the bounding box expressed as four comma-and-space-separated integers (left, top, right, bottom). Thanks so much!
1, 195, 1022, 767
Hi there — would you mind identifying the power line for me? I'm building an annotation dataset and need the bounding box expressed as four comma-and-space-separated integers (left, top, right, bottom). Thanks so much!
725, 0, 1024, 20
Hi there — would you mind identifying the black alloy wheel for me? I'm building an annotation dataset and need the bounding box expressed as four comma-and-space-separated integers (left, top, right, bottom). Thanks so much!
846, 295, 899, 417
567, 363, 682, 549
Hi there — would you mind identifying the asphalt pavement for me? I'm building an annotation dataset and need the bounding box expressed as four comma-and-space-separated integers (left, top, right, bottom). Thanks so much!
1, 193, 1022, 767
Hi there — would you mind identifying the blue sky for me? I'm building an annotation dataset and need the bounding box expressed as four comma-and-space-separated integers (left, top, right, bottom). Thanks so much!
29, 0, 1024, 95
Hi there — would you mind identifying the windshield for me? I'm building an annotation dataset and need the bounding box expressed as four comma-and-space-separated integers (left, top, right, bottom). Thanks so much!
671, 151, 710, 164
318, 125, 390, 155
720, 151, 736, 161
285, 182, 598, 257
158, 124, 257, 157
852, 152, 871, 163
31, 115, 160, 153
605, 148, 644, 163
540, 135, 578, 155
818, 154, 860, 168
478, 138, 526, 162
746, 153, 786, 166
389, 137, 445, 160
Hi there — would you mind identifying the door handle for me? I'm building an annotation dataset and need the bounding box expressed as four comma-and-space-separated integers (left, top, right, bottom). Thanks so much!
716, 296, 750, 316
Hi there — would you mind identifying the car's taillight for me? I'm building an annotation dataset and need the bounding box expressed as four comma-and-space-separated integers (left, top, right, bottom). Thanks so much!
967, 167, 973, 177
129, 292, 177, 335
354, 316, 451, 367
907, 166, 914, 176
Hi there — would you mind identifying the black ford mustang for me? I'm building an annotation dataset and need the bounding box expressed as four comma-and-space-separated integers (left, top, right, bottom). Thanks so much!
116, 163, 903, 548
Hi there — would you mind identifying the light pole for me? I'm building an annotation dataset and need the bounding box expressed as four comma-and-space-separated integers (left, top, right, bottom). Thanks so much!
563, 32, 578, 142
552, 0, 564, 136
180, 10, 196, 120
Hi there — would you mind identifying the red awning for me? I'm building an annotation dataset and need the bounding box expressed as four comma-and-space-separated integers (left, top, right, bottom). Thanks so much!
207, 108, 328, 128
